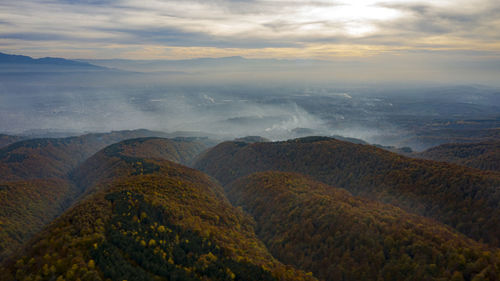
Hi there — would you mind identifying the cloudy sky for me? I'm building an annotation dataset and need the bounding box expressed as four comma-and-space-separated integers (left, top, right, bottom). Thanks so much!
0, 0, 499, 61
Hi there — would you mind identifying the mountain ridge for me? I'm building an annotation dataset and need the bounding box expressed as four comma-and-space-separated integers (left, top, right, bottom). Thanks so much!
226, 171, 500, 281
194, 136, 500, 247
0, 52, 103, 69
415, 141, 500, 172
0, 131, 207, 262
0, 143, 316, 281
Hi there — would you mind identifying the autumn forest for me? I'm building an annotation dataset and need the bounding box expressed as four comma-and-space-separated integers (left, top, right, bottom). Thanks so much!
0, 130, 498, 281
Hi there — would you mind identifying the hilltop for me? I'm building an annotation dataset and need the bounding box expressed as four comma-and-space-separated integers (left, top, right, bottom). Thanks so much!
416, 141, 500, 172
0, 132, 206, 261
227, 171, 500, 281
194, 136, 500, 247
1, 144, 315, 281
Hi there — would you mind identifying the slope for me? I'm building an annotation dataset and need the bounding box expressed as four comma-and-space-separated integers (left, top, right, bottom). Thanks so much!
0, 130, 205, 181
0, 134, 24, 149
71, 137, 207, 192
0, 144, 316, 281
416, 141, 500, 172
0, 179, 77, 261
227, 172, 500, 281
194, 137, 500, 247
0, 132, 207, 262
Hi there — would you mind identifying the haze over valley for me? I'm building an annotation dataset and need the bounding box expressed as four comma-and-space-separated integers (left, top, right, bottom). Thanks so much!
1, 52, 499, 151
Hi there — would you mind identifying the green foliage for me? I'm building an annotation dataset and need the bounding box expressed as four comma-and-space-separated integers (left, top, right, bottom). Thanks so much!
93, 190, 276, 281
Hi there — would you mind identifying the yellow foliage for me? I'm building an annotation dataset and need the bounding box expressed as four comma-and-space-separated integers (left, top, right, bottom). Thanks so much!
42, 264, 50, 276
226, 268, 236, 280
88, 259, 95, 270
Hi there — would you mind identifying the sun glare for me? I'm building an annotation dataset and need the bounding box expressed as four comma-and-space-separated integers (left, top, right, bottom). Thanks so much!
294, 1, 402, 37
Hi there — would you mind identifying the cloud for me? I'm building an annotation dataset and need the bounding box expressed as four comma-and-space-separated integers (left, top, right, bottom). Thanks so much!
375, 1, 500, 42
0, 0, 498, 60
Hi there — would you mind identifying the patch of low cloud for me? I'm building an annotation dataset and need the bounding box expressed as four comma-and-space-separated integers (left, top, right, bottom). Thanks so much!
0, 79, 331, 141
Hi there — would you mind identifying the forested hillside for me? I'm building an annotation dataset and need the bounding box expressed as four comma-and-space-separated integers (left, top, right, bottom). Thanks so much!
194, 137, 500, 247
0, 132, 206, 262
416, 141, 500, 172
0, 130, 202, 181
2, 133, 500, 280
72, 137, 207, 193
227, 172, 500, 281
0, 146, 315, 281
0, 134, 24, 149
0, 179, 76, 261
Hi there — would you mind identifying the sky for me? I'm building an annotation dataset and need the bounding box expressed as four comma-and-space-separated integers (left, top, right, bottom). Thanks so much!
0, 0, 499, 61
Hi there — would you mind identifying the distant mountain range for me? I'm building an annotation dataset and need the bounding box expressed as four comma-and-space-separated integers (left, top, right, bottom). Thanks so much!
0, 52, 105, 71
0, 51, 328, 74
78, 55, 326, 73
0, 52, 102, 67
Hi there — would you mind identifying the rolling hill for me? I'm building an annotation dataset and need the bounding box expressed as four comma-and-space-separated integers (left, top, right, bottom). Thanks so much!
227, 171, 500, 281
416, 141, 500, 172
3, 133, 500, 280
0, 144, 315, 281
72, 137, 208, 193
0, 134, 24, 149
194, 137, 500, 247
0, 132, 207, 262
0, 130, 196, 181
